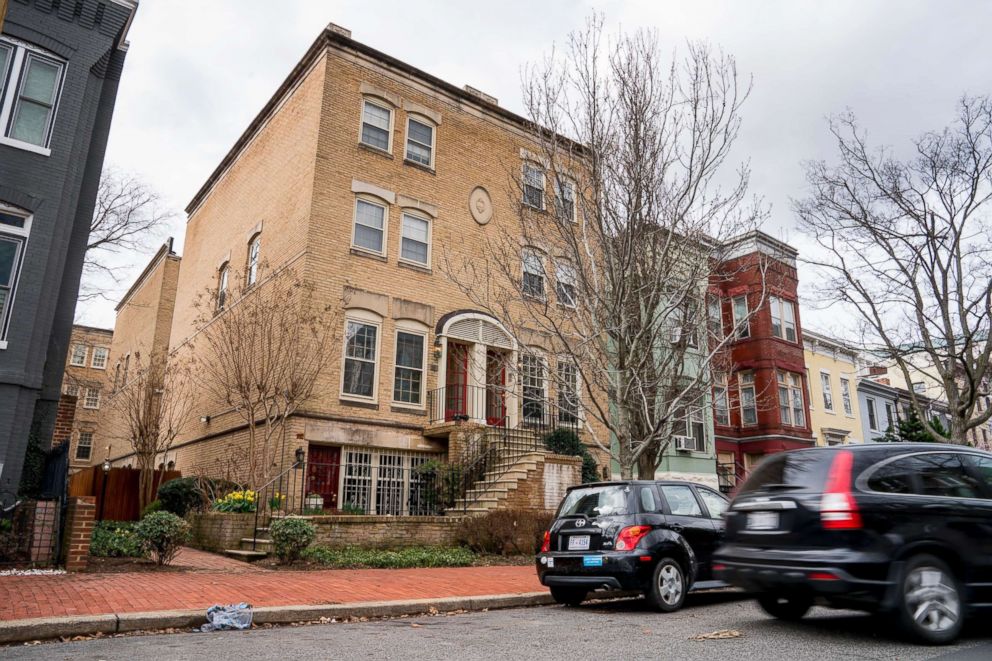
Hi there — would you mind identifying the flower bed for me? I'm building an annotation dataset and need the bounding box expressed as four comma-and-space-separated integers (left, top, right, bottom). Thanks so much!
298, 545, 475, 569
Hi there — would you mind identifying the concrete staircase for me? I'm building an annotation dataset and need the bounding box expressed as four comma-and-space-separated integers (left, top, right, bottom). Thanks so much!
452, 449, 549, 515
223, 526, 271, 562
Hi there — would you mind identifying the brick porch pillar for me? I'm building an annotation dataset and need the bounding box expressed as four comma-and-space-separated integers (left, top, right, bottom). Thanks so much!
62, 496, 96, 571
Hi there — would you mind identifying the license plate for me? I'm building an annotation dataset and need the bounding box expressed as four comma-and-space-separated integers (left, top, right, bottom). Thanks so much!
568, 535, 590, 550
746, 511, 780, 530
583, 555, 604, 567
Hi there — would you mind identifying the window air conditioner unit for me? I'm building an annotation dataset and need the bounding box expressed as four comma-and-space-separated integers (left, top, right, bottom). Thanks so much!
673, 435, 695, 451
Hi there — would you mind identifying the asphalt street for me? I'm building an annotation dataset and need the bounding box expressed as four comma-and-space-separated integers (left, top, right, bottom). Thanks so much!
5, 591, 992, 660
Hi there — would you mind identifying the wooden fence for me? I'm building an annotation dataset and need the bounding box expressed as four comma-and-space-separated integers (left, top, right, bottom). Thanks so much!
68, 467, 181, 521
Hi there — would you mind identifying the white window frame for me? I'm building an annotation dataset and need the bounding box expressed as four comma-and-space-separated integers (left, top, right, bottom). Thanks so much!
0, 202, 32, 348
770, 295, 797, 342
398, 210, 431, 268
556, 357, 581, 425
707, 294, 723, 340
739, 372, 757, 426
866, 397, 878, 431
521, 350, 548, 425
340, 310, 382, 403
351, 196, 389, 257
731, 295, 749, 338
69, 344, 88, 366
404, 114, 435, 169
820, 371, 834, 411
554, 177, 576, 223
555, 260, 577, 308
0, 36, 66, 156
522, 162, 545, 210
778, 370, 805, 428
83, 387, 100, 410
75, 431, 93, 461
246, 234, 261, 286
713, 374, 730, 426
392, 321, 428, 409
216, 262, 229, 311
91, 346, 109, 370
359, 98, 393, 153
840, 377, 853, 416
63, 383, 79, 397
522, 249, 546, 300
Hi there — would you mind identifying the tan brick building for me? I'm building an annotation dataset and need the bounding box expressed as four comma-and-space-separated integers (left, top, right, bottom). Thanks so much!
60, 324, 113, 470
140, 24, 595, 514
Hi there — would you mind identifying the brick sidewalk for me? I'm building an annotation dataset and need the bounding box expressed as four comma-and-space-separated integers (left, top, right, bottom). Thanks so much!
0, 563, 543, 621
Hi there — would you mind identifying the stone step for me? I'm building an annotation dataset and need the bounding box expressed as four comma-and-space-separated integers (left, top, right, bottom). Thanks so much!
223, 549, 268, 562
240, 537, 273, 551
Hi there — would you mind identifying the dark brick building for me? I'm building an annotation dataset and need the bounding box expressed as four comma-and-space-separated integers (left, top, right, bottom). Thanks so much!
711, 231, 814, 490
0, 0, 136, 492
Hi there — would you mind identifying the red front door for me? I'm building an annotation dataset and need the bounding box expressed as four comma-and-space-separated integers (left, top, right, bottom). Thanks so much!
306, 445, 340, 510
445, 342, 470, 420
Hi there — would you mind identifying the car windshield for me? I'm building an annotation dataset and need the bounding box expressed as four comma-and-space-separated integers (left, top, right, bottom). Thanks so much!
558, 485, 631, 518
738, 452, 832, 495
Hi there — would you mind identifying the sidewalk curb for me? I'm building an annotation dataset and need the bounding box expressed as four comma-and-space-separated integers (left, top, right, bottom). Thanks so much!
0, 592, 555, 644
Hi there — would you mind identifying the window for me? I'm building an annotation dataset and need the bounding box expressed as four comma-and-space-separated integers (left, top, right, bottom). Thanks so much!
885, 402, 894, 431
769, 296, 797, 341
913, 453, 983, 499
778, 371, 806, 427
713, 376, 730, 426
521, 353, 547, 424
0, 38, 65, 150
866, 456, 916, 494
246, 235, 261, 286
399, 212, 430, 266
913, 381, 926, 395
661, 485, 703, 517
342, 318, 379, 399
522, 250, 545, 298
83, 388, 100, 410
820, 372, 834, 411
405, 116, 434, 167
216, 263, 229, 311
393, 330, 425, 406
732, 295, 749, 338
554, 178, 575, 222
91, 347, 109, 369
674, 407, 705, 452
697, 487, 728, 519
360, 99, 391, 151
376, 453, 405, 515
353, 198, 387, 254
522, 163, 545, 210
69, 344, 88, 366
669, 305, 697, 347
75, 432, 93, 461
707, 294, 723, 340
866, 397, 878, 431
0, 206, 30, 340
640, 487, 658, 513
557, 359, 579, 425
555, 261, 576, 307
64, 383, 79, 397
840, 377, 853, 415
739, 372, 757, 425
342, 450, 373, 512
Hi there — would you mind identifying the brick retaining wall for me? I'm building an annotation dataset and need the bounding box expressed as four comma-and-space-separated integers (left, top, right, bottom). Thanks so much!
188, 512, 256, 552
309, 515, 464, 549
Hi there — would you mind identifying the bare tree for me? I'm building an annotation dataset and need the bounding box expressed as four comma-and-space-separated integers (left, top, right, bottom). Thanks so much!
108, 352, 195, 510
796, 96, 992, 444
442, 17, 763, 478
191, 264, 339, 490
80, 168, 173, 301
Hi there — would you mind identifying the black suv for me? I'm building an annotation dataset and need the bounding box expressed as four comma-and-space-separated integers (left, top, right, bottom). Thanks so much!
714, 444, 992, 644
536, 480, 729, 611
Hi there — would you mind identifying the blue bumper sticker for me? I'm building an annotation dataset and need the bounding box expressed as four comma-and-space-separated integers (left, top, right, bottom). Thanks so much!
583, 556, 604, 567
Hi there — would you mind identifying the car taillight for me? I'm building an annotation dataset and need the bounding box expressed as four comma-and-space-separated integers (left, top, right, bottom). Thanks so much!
820, 450, 862, 530
540, 530, 551, 553
615, 525, 651, 551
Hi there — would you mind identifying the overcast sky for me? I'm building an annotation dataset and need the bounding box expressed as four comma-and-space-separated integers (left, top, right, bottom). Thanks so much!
78, 0, 992, 338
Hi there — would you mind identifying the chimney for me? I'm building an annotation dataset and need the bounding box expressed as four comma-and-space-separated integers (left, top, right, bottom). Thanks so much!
328, 23, 352, 39
463, 85, 498, 106
868, 365, 887, 377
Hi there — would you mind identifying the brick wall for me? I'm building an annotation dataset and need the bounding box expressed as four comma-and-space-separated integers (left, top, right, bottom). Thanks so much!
310, 515, 463, 549
62, 496, 96, 571
188, 512, 256, 552
51, 394, 77, 449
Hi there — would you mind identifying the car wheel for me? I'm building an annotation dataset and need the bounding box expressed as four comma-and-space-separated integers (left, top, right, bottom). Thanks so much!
896, 554, 963, 645
550, 587, 588, 607
646, 557, 686, 612
756, 593, 813, 621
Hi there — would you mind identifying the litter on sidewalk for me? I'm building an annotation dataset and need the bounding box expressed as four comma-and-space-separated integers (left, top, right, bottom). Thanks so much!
199, 603, 254, 632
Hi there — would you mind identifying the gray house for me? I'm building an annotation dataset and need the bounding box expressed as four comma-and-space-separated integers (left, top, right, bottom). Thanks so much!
0, 0, 137, 492
857, 377, 952, 443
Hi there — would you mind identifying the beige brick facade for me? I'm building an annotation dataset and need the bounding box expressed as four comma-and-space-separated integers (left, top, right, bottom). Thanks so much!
61, 325, 114, 470
107, 27, 596, 512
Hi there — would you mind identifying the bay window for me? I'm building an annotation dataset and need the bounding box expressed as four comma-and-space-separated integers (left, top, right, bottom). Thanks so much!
778, 371, 805, 427
770, 295, 797, 342
739, 372, 757, 425
732, 295, 749, 338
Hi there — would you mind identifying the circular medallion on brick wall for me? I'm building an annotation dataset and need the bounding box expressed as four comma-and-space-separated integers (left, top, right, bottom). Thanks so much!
469, 186, 493, 225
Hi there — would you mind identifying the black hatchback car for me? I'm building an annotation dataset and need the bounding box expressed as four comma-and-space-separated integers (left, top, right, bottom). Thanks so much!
714, 444, 992, 644
536, 480, 729, 611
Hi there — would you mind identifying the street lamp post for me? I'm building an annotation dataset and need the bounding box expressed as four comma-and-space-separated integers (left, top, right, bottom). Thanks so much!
98, 459, 111, 521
